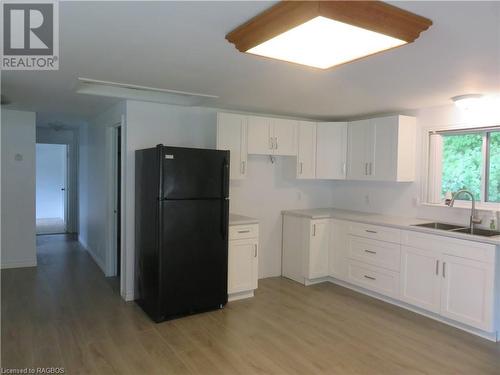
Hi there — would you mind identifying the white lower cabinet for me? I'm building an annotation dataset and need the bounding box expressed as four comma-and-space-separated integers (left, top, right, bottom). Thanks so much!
440, 254, 494, 331
228, 224, 259, 301
400, 246, 441, 314
282, 213, 499, 338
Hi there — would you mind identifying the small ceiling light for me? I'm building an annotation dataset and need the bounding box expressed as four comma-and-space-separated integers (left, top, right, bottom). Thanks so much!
451, 94, 484, 111
226, 1, 432, 69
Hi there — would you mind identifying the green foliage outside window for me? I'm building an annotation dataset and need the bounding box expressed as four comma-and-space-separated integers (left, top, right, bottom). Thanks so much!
441, 133, 482, 201
487, 132, 500, 202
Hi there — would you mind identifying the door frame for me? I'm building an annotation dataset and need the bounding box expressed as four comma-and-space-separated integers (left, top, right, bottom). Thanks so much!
105, 120, 125, 279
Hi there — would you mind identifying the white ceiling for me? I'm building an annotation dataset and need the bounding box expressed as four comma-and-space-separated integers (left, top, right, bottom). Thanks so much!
2, 1, 499, 120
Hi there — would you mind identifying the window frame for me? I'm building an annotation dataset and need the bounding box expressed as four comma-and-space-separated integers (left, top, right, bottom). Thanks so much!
422, 124, 500, 211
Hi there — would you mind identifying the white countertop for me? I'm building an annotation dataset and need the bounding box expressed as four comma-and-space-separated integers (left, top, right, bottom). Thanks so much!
282, 208, 500, 246
229, 213, 259, 226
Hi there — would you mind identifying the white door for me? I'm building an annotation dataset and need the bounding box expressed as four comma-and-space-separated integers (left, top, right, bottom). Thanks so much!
400, 246, 441, 314
440, 255, 494, 331
316, 122, 347, 179
228, 238, 258, 294
347, 120, 370, 180
247, 116, 272, 155
217, 113, 247, 179
273, 118, 297, 156
296, 121, 316, 179
308, 219, 330, 279
370, 116, 398, 181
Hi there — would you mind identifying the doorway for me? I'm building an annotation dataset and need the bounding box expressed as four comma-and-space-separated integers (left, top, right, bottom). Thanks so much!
36, 143, 68, 234
115, 126, 121, 277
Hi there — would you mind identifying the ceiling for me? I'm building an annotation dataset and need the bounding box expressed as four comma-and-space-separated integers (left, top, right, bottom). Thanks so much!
2, 1, 499, 120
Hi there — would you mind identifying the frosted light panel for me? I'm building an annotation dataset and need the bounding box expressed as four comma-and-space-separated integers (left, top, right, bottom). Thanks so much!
247, 16, 407, 69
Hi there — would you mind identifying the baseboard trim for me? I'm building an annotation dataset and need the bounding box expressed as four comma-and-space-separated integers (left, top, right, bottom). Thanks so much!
78, 237, 106, 274
1, 259, 37, 269
228, 290, 254, 302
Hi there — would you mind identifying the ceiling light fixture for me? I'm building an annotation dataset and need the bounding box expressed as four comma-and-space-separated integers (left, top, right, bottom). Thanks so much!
451, 94, 484, 111
226, 1, 432, 69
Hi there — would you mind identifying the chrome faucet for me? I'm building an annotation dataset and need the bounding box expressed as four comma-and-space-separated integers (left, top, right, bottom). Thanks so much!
446, 189, 482, 233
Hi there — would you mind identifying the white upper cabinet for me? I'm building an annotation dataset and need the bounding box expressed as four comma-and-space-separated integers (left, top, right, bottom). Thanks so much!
247, 115, 271, 155
316, 122, 347, 180
347, 115, 416, 182
247, 115, 297, 156
296, 121, 316, 179
217, 113, 247, 180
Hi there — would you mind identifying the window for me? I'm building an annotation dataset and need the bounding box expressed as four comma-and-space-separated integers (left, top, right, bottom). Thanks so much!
428, 127, 500, 206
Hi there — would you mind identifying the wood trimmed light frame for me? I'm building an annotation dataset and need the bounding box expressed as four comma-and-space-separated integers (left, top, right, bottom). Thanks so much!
226, 1, 432, 69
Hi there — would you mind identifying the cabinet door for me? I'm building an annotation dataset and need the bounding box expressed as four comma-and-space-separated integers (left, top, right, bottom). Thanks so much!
400, 246, 441, 314
273, 118, 297, 156
247, 116, 272, 155
370, 116, 398, 181
228, 238, 258, 294
296, 121, 316, 179
308, 219, 330, 279
217, 113, 247, 180
347, 119, 370, 180
316, 122, 347, 179
440, 255, 494, 331
329, 219, 349, 281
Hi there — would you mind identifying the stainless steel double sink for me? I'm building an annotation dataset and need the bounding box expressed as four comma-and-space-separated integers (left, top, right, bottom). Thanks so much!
412, 222, 500, 237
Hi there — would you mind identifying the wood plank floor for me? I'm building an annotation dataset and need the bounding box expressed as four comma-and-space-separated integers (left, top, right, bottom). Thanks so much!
2, 234, 499, 374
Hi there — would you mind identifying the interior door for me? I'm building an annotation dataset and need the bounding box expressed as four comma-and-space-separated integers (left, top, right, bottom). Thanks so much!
308, 219, 330, 279
316, 122, 347, 179
228, 238, 257, 294
296, 121, 316, 179
347, 120, 370, 180
217, 113, 247, 180
161, 146, 229, 199
161, 199, 229, 317
247, 115, 271, 155
273, 118, 297, 156
400, 246, 441, 314
440, 255, 494, 331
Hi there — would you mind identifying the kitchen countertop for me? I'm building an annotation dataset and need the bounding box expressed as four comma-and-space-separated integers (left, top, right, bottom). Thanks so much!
282, 208, 500, 246
229, 213, 259, 226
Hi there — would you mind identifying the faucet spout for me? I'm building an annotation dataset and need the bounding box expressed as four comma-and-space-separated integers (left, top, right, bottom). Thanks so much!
446, 189, 482, 233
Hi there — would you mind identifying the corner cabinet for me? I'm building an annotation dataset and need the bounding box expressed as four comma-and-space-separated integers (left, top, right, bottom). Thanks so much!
347, 115, 416, 182
217, 113, 247, 180
296, 121, 317, 179
228, 223, 259, 301
316, 122, 347, 180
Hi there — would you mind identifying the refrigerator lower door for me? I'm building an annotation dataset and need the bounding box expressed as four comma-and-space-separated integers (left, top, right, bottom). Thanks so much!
159, 199, 229, 320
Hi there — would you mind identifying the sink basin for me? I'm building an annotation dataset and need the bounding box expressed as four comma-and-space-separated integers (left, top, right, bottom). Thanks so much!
452, 228, 500, 237
412, 222, 500, 237
412, 222, 467, 231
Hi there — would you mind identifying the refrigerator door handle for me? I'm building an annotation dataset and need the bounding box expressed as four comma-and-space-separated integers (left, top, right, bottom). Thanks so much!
221, 199, 229, 240
222, 161, 230, 198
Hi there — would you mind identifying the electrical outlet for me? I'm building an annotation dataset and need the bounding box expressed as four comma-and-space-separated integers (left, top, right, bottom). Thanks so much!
364, 194, 370, 206
297, 191, 302, 201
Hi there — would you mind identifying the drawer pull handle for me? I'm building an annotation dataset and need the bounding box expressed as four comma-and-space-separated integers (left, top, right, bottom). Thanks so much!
364, 275, 376, 281
237, 230, 251, 234
364, 250, 376, 254
365, 230, 378, 234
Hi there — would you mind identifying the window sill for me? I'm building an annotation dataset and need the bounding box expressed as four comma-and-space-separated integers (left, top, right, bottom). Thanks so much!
420, 202, 500, 212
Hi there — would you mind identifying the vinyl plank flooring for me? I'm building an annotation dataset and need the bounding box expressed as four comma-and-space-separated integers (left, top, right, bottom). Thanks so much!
2, 234, 499, 374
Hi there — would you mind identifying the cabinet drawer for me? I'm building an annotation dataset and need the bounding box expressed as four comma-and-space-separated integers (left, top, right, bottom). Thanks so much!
349, 236, 401, 271
349, 222, 401, 244
347, 260, 400, 298
229, 224, 259, 240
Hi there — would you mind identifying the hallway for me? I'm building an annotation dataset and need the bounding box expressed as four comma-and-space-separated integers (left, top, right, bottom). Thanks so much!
2, 235, 500, 374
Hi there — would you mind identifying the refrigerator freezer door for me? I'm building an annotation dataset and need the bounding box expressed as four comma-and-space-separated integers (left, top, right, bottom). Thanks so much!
159, 198, 229, 319
161, 146, 229, 200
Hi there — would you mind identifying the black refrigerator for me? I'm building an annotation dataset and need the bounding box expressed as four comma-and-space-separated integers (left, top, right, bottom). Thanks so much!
135, 145, 230, 322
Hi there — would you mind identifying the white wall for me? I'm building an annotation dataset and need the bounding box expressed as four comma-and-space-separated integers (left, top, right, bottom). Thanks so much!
36, 143, 66, 219
1, 109, 37, 268
78, 102, 125, 273
330, 103, 500, 224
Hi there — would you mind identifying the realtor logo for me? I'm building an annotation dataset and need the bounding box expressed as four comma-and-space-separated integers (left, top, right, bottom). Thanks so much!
1, 0, 59, 70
